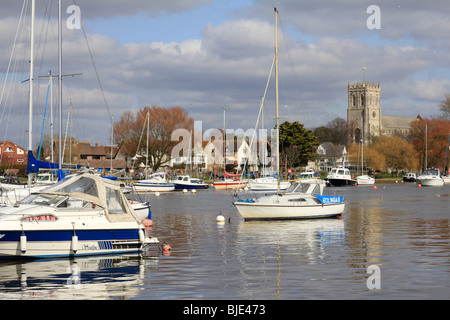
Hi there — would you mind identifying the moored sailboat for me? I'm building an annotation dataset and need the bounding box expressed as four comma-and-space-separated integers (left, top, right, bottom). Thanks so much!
233, 8, 345, 220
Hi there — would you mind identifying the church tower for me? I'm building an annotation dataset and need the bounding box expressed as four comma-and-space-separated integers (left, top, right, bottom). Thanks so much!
347, 81, 381, 144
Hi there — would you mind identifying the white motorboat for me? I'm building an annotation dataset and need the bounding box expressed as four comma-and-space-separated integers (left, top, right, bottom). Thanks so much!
326, 168, 356, 186
356, 174, 375, 185
417, 169, 444, 186
174, 175, 209, 190
248, 176, 290, 191
234, 180, 345, 220
298, 169, 321, 182
442, 175, 450, 184
133, 172, 175, 192
402, 172, 417, 182
0, 172, 159, 258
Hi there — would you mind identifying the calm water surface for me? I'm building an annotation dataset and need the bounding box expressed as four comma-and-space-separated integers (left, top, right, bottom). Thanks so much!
0, 183, 449, 300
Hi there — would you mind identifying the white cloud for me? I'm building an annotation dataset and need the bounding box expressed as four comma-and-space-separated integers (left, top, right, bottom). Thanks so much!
1, 0, 449, 146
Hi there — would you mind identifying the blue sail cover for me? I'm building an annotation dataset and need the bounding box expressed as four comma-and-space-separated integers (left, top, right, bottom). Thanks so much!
27, 150, 59, 173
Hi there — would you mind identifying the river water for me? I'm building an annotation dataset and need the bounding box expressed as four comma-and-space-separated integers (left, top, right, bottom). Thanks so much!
0, 183, 448, 300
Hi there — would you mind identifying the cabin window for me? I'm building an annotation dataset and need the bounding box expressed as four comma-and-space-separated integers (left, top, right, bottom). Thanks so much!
288, 198, 306, 202
106, 187, 126, 214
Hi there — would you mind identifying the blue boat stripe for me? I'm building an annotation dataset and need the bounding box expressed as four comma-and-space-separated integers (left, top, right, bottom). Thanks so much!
0, 229, 140, 242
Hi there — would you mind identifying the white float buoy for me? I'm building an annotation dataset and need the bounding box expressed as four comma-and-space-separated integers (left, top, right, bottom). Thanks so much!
183, 189, 188, 193
191, 189, 196, 193
71, 235, 78, 254
20, 234, 27, 254
155, 191, 160, 196
244, 187, 248, 191
216, 211, 225, 223
139, 229, 145, 243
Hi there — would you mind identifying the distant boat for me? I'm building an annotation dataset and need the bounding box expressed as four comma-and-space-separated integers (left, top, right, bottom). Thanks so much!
326, 167, 356, 186
213, 171, 247, 190
355, 118, 375, 186
213, 179, 247, 190
356, 174, 375, 186
402, 172, 417, 182
133, 172, 175, 192
298, 169, 321, 182
248, 176, 290, 191
174, 175, 209, 190
417, 169, 444, 186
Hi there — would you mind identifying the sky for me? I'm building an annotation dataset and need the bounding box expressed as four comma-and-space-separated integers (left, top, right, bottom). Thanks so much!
0, 0, 449, 149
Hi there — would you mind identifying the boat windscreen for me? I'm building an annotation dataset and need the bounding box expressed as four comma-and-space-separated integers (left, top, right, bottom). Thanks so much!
47, 176, 98, 197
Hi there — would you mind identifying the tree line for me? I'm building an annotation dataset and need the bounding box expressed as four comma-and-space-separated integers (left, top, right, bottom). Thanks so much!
109, 94, 450, 174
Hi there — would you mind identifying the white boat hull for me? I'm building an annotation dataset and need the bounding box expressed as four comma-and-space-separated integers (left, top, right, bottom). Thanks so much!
131, 201, 151, 220
0, 220, 149, 258
0, 173, 160, 258
234, 202, 345, 220
133, 182, 175, 192
417, 178, 444, 186
356, 175, 375, 185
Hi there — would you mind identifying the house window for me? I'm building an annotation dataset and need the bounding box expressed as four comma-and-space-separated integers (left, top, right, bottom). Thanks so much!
5, 147, 13, 152
197, 155, 205, 163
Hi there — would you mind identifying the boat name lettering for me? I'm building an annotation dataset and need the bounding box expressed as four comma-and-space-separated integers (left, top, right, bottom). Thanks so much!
82, 244, 99, 250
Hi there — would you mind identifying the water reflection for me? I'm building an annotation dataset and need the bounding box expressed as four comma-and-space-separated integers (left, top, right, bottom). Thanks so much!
0, 184, 448, 299
0, 250, 161, 300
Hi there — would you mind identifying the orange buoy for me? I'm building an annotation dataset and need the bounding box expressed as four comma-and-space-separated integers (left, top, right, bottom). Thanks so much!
142, 218, 153, 227
373, 186, 377, 190
418, 184, 422, 187
163, 244, 171, 252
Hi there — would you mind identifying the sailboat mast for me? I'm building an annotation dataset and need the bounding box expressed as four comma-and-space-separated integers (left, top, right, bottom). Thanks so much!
58, 0, 63, 169
274, 8, 280, 193
27, 0, 36, 186
146, 111, 149, 179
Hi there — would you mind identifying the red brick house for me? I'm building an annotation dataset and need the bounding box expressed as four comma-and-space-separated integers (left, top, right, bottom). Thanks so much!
0, 140, 27, 165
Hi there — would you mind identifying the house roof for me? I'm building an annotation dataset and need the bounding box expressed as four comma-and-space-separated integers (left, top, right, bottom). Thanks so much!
382, 115, 417, 129
77, 158, 128, 169
318, 142, 346, 157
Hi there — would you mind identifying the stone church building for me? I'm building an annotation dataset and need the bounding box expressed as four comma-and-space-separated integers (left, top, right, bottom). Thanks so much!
347, 81, 421, 144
